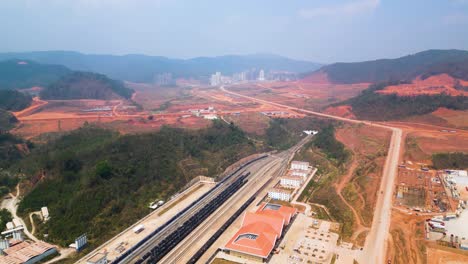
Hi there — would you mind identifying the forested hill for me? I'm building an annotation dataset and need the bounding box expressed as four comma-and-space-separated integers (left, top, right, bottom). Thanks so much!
16, 121, 257, 247
0, 51, 321, 83
40, 72, 134, 100
317, 49, 468, 84
0, 90, 32, 111
0, 59, 71, 90
0, 110, 18, 132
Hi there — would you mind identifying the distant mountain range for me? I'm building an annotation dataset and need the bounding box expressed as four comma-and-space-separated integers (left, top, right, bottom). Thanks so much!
0, 59, 71, 90
315, 49, 468, 84
0, 51, 321, 83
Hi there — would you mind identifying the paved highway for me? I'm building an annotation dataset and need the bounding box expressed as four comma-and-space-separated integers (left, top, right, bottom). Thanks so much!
221, 86, 403, 264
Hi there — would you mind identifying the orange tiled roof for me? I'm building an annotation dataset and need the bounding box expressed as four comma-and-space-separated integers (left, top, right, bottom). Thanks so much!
225, 204, 298, 259
256, 203, 297, 225
225, 213, 282, 258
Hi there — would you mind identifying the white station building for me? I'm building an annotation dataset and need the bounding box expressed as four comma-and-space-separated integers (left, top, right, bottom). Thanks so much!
291, 161, 310, 171
280, 176, 304, 189
268, 188, 293, 202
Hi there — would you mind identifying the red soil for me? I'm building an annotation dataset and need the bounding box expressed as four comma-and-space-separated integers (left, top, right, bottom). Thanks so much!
379, 74, 468, 96
323, 105, 356, 119
300, 71, 331, 84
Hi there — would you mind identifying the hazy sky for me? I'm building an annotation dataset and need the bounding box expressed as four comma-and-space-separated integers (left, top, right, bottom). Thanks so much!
1, 0, 467, 63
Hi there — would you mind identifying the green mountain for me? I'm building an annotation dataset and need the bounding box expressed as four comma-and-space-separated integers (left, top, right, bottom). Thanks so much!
0, 90, 32, 111
0, 51, 321, 83
317, 49, 468, 84
40, 72, 134, 100
0, 59, 71, 90
16, 122, 256, 246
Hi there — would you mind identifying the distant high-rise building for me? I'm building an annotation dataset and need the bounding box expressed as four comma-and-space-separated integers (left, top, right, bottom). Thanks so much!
154, 72, 175, 86
258, 69, 265, 81
210, 72, 222, 86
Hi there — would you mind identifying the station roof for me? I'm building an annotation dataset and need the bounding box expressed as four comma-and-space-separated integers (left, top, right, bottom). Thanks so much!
225, 204, 297, 259
0, 241, 56, 264
256, 203, 297, 226
225, 212, 283, 258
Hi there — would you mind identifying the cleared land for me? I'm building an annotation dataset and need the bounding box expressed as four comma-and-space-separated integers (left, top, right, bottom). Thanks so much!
378, 74, 468, 97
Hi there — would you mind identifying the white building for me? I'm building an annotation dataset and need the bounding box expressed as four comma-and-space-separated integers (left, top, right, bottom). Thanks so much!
291, 170, 308, 178
41, 207, 49, 221
203, 114, 218, 120
210, 72, 222, 86
291, 161, 310, 171
258, 69, 265, 81
268, 188, 293, 201
280, 176, 304, 189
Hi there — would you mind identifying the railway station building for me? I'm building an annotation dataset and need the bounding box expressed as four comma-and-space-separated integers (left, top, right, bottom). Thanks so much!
224, 203, 297, 262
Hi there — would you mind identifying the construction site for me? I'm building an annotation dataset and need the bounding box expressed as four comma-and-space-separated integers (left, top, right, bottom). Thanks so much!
395, 167, 453, 213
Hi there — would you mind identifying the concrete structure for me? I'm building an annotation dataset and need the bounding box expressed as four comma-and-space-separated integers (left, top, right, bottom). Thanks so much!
0, 241, 57, 264
290, 161, 309, 171
86, 253, 107, 264
446, 170, 468, 177
224, 203, 297, 262
270, 214, 339, 264
1, 227, 25, 236
280, 176, 303, 189
268, 188, 293, 201
12, 219, 22, 228
6, 222, 14, 230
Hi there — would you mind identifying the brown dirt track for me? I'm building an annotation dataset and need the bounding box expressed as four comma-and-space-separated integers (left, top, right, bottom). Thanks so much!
335, 124, 391, 244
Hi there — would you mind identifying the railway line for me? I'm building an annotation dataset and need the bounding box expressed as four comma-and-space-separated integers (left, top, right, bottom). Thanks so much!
157, 135, 313, 263
113, 155, 271, 263
111, 132, 312, 264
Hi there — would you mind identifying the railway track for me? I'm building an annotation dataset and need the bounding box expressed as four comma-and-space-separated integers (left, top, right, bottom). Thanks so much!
113, 155, 269, 264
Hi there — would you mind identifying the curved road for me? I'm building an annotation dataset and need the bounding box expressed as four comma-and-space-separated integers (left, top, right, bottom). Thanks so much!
221, 86, 402, 264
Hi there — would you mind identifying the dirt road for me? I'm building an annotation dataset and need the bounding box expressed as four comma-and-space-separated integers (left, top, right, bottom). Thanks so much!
1, 185, 39, 242
221, 86, 403, 264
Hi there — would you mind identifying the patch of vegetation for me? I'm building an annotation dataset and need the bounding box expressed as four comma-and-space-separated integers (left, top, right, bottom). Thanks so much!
0, 133, 31, 169
0, 59, 71, 90
16, 121, 256, 247
0, 169, 19, 196
152, 100, 172, 112
0, 109, 19, 131
0, 209, 13, 233
0, 90, 32, 111
432, 152, 468, 169
311, 125, 350, 164
40, 71, 134, 100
